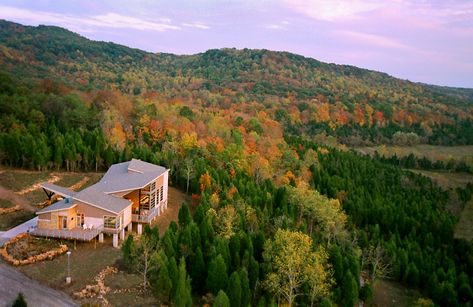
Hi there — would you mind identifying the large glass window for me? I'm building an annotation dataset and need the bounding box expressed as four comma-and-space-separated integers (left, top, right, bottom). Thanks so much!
104, 216, 118, 228
150, 191, 156, 209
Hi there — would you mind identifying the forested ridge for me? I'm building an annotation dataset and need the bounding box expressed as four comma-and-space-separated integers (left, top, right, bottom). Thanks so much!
1, 19, 473, 306
1, 20, 473, 146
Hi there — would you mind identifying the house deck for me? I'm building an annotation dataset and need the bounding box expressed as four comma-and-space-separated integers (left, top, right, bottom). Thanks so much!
30, 225, 103, 241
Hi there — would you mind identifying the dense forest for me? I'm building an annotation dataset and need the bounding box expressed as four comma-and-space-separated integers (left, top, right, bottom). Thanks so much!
1, 20, 473, 306
1, 20, 473, 147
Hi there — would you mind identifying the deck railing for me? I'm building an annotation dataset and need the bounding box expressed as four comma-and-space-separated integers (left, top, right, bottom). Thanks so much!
30, 225, 104, 241
132, 200, 166, 223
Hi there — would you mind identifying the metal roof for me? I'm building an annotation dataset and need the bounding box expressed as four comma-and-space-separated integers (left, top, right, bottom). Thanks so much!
74, 186, 131, 214
97, 159, 167, 193
36, 198, 76, 214
36, 159, 167, 216
40, 182, 76, 198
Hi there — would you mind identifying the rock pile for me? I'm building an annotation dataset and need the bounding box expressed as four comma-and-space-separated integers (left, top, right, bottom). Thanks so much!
0, 205, 21, 215
73, 266, 118, 306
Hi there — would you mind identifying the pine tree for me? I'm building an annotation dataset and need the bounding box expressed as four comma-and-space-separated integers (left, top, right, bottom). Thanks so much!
239, 269, 251, 307
190, 246, 206, 293
121, 234, 136, 270
175, 257, 192, 307
342, 271, 358, 307
155, 258, 173, 303
227, 271, 241, 307
12, 293, 27, 307
178, 203, 192, 228
206, 254, 228, 294
168, 257, 179, 295
213, 290, 230, 307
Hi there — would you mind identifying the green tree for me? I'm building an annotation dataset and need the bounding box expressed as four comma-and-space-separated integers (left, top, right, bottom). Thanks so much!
227, 271, 241, 307
213, 290, 230, 307
178, 203, 192, 228
206, 254, 228, 294
190, 246, 206, 293
155, 257, 173, 303
12, 293, 27, 307
175, 257, 192, 307
121, 234, 137, 270
341, 271, 358, 307
239, 269, 251, 307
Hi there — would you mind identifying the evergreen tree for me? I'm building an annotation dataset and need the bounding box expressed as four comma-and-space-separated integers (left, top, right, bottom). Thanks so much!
121, 234, 136, 270
178, 203, 192, 228
206, 254, 229, 294
155, 258, 173, 303
213, 290, 230, 307
175, 257, 192, 307
342, 271, 358, 307
12, 293, 27, 307
190, 246, 206, 293
239, 269, 251, 307
168, 257, 179, 295
227, 271, 241, 307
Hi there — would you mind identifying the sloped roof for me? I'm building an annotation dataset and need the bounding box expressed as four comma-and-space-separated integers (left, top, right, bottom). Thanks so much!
37, 198, 76, 214
40, 182, 76, 198
96, 159, 167, 193
36, 159, 167, 215
74, 186, 131, 214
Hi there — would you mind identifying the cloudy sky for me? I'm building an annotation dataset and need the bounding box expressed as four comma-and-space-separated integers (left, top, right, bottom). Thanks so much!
1, 0, 472, 87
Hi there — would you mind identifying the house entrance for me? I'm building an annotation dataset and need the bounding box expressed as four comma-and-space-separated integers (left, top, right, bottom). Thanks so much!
60, 216, 68, 229
77, 213, 84, 227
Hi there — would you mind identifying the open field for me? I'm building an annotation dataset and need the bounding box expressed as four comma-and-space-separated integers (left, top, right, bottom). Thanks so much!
368, 279, 424, 307
455, 200, 473, 242
356, 145, 473, 163
409, 169, 473, 189
0, 170, 52, 192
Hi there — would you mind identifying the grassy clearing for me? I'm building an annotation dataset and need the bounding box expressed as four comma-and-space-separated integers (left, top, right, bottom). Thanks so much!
0, 210, 35, 231
356, 145, 473, 163
54, 173, 89, 188
409, 170, 473, 189
0, 170, 51, 192
0, 199, 12, 208
104, 271, 156, 306
455, 200, 473, 242
17, 237, 122, 294
368, 279, 423, 307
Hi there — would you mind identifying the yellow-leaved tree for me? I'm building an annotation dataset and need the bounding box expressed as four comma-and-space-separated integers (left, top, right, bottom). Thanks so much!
263, 229, 332, 306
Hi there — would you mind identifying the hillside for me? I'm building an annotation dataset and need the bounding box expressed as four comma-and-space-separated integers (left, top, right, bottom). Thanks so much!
0, 20, 472, 146
1, 19, 473, 306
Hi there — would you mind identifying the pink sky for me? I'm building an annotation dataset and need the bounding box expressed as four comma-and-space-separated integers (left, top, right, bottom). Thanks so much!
1, 0, 472, 87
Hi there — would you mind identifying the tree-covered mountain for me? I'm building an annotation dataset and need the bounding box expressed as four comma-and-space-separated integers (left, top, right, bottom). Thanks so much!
0, 19, 472, 146
1, 19, 473, 306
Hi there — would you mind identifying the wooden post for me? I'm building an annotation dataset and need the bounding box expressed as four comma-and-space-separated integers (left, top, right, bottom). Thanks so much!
74, 239, 76, 250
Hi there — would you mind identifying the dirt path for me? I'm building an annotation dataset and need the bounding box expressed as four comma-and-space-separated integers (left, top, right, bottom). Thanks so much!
0, 185, 35, 212
0, 262, 78, 306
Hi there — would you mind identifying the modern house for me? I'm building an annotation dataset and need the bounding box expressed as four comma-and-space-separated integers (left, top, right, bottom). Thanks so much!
31, 159, 169, 247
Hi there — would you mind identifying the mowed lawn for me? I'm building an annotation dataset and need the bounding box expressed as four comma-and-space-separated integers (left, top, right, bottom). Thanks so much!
356, 145, 473, 163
